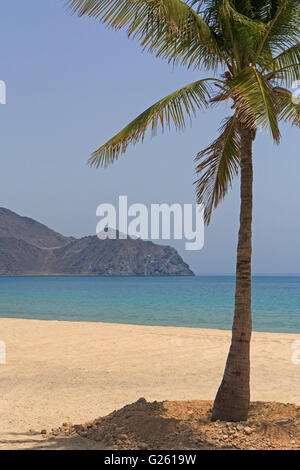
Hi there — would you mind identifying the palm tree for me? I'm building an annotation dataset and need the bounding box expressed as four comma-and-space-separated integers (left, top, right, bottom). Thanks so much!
66, 0, 300, 421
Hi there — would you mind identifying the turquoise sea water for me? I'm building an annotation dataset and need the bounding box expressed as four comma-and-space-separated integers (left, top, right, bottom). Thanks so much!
0, 276, 299, 333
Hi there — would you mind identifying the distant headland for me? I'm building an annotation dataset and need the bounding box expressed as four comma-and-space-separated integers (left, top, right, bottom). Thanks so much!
0, 208, 194, 276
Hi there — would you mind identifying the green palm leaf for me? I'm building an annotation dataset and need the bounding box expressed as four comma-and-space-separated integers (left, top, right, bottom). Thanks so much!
266, 43, 300, 86
274, 87, 300, 127
195, 114, 240, 224
229, 66, 280, 142
88, 79, 214, 167
66, 0, 223, 68
255, 0, 300, 65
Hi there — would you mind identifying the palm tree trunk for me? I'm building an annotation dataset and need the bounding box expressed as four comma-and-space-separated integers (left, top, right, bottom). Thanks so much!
212, 126, 253, 422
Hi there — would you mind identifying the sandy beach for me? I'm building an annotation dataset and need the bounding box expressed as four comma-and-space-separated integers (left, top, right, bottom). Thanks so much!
0, 318, 299, 450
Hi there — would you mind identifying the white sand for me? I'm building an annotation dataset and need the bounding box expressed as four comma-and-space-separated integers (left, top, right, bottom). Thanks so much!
0, 318, 299, 449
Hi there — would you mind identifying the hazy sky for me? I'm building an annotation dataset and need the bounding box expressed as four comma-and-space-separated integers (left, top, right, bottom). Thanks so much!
1, 1, 299, 274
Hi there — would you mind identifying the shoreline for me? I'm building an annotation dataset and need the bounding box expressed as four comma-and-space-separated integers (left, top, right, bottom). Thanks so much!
0, 318, 299, 449
0, 315, 299, 336
1, 276, 299, 335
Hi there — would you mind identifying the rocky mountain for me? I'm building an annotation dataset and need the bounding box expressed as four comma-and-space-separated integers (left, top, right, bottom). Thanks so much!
0, 208, 194, 276
0, 208, 72, 248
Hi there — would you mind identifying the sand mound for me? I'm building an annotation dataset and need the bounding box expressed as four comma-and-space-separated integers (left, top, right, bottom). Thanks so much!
48, 398, 300, 450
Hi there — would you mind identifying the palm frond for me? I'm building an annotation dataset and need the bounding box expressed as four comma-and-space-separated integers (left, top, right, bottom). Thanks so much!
88, 78, 214, 167
196, 0, 269, 70
274, 87, 300, 127
229, 66, 280, 142
265, 43, 300, 86
221, 0, 266, 35
195, 114, 240, 224
255, 0, 300, 61
218, 1, 266, 71
65, 0, 223, 69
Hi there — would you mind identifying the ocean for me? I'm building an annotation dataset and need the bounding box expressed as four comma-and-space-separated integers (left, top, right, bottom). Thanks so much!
0, 275, 299, 333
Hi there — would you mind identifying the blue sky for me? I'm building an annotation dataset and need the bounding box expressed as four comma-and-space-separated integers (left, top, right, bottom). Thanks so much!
0, 0, 299, 274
